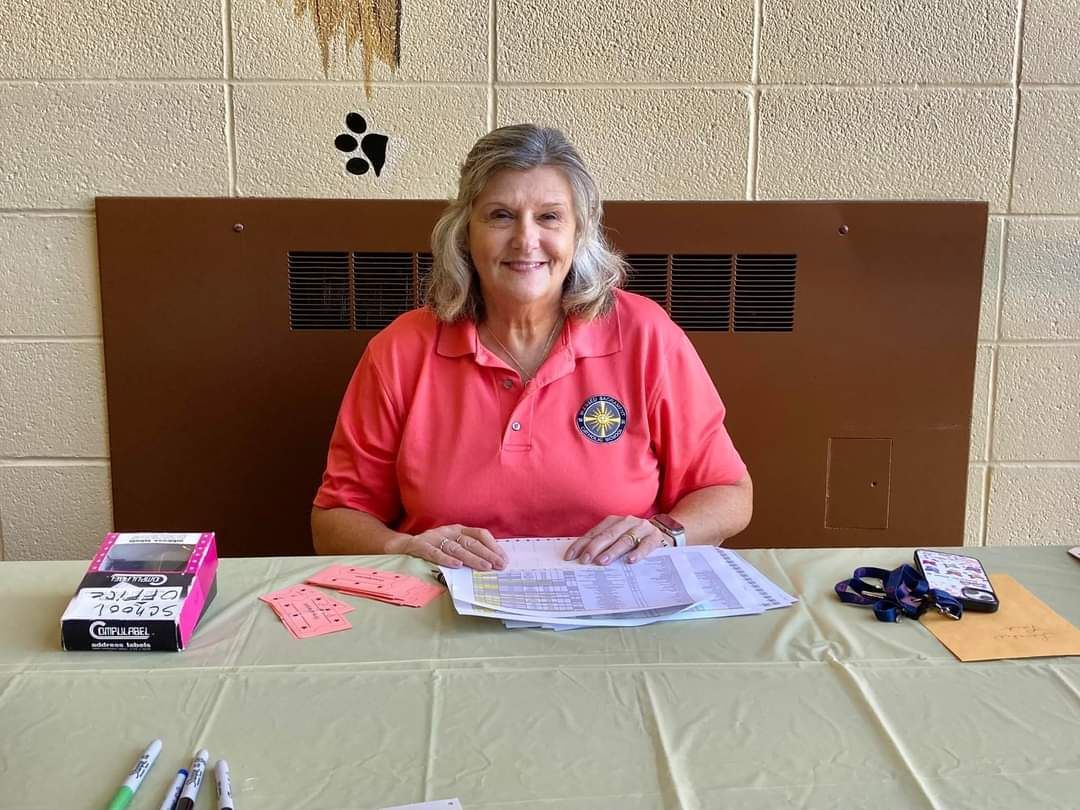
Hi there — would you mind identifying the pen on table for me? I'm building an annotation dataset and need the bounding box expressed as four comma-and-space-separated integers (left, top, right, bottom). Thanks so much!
105, 738, 162, 810
175, 749, 209, 810
215, 759, 235, 810
158, 768, 187, 810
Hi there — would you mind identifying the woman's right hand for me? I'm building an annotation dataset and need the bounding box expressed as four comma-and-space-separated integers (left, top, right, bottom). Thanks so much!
388, 524, 508, 571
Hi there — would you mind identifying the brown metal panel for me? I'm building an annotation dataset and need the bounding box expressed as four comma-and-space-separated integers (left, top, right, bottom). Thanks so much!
598, 201, 986, 548
97, 199, 443, 556
97, 199, 986, 555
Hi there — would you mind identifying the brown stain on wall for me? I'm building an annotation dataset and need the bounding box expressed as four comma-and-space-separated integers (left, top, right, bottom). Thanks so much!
292, 0, 401, 95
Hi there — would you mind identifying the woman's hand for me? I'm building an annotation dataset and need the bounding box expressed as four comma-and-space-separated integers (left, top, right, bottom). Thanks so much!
389, 524, 508, 571
564, 515, 670, 566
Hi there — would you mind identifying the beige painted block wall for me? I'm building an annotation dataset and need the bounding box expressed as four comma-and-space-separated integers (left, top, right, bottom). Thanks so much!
1, 0, 1078, 559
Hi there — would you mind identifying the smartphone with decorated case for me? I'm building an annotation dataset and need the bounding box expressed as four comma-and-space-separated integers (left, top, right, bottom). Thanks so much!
914, 549, 1000, 612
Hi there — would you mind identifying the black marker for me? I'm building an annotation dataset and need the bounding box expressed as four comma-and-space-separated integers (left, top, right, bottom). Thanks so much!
175, 749, 208, 810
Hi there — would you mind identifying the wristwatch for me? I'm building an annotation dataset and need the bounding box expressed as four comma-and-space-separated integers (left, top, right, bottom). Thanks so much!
650, 514, 686, 547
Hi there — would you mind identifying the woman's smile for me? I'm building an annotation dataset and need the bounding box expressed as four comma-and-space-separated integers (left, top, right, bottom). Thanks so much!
503, 260, 548, 271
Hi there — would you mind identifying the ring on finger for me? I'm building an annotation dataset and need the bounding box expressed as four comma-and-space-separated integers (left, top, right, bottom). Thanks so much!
624, 531, 641, 548
438, 537, 453, 553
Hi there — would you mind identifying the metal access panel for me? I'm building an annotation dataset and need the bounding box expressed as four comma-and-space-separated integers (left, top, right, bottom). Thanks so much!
97, 199, 986, 556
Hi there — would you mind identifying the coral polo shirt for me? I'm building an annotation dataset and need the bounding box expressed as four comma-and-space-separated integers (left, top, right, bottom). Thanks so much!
313, 289, 746, 538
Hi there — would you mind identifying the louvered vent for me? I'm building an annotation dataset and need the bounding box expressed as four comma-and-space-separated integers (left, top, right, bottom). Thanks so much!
288, 251, 432, 330
671, 254, 732, 331
289, 251, 795, 333
733, 254, 797, 332
623, 252, 796, 333
354, 252, 415, 329
624, 254, 669, 309
288, 252, 350, 329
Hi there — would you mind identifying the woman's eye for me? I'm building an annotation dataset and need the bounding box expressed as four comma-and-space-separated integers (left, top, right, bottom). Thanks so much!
490, 210, 511, 220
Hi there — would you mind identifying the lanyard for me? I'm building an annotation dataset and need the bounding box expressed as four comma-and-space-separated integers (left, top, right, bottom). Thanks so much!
835, 564, 963, 622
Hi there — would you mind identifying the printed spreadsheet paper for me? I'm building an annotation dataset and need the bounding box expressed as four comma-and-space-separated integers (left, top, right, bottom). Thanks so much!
444, 550, 705, 617
441, 539, 797, 628
922, 573, 1080, 662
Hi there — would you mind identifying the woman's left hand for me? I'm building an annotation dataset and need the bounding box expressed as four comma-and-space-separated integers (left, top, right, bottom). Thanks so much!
564, 515, 670, 565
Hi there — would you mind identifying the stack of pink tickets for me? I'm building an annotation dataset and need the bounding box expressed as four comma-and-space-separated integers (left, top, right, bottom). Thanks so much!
260, 584, 354, 639
260, 566, 445, 640
306, 564, 444, 608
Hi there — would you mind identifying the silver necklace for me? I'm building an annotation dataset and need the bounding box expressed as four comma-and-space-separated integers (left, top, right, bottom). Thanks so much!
483, 314, 564, 382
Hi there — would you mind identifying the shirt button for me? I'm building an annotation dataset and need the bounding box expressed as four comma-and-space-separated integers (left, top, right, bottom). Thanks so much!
511, 421, 522, 431
502, 379, 514, 389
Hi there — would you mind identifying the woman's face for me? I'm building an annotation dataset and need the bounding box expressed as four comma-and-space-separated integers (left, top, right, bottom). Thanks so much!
468, 166, 578, 318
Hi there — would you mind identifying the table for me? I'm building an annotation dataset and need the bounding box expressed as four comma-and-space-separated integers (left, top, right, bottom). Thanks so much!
1, 547, 1078, 809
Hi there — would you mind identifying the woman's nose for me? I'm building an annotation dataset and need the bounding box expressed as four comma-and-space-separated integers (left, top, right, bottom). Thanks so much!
511, 217, 539, 250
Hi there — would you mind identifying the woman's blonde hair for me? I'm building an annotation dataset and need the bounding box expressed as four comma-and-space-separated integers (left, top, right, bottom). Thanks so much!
427, 124, 626, 322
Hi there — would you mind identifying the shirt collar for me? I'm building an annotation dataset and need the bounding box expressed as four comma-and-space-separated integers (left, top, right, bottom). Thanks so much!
435, 300, 623, 360
567, 303, 621, 358
435, 318, 478, 358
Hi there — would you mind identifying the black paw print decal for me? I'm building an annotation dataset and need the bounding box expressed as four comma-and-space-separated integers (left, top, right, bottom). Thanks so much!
335, 113, 389, 177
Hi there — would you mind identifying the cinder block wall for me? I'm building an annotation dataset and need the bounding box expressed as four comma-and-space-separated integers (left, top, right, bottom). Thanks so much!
1, 1, 1078, 559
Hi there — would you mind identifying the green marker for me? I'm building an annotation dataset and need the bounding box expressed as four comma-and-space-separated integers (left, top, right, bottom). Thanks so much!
105, 738, 162, 810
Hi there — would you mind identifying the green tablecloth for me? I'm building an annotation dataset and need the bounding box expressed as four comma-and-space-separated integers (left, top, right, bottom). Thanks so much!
1, 547, 1078, 809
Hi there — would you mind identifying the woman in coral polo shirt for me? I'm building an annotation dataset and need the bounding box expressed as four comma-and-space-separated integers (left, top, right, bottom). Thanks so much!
312, 124, 752, 571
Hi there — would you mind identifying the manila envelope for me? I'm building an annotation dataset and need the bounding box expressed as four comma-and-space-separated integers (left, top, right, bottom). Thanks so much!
922, 574, 1080, 662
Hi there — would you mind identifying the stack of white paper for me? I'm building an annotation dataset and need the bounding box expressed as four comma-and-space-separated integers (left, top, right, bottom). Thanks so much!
440, 538, 797, 630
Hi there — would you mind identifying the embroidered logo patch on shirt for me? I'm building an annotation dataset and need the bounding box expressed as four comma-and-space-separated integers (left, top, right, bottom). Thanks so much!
576, 395, 627, 443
